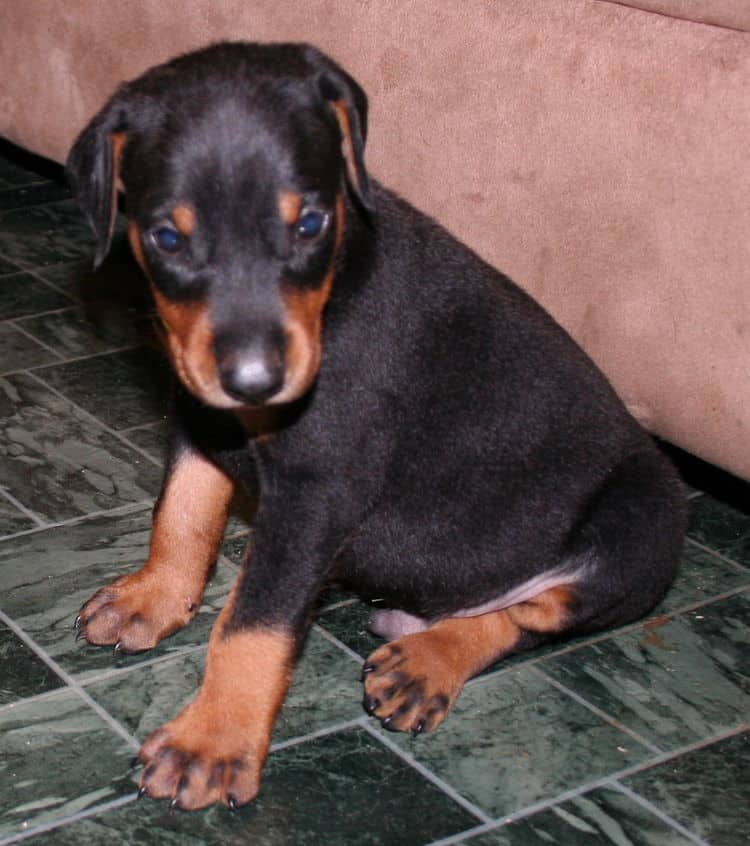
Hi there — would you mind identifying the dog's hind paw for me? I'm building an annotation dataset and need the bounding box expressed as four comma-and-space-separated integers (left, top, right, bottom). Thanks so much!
362, 634, 465, 734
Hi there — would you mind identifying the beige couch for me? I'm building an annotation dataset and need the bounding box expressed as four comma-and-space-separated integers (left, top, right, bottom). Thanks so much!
2, 0, 748, 479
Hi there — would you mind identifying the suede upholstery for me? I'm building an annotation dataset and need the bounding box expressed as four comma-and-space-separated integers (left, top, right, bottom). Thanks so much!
1, 1, 748, 479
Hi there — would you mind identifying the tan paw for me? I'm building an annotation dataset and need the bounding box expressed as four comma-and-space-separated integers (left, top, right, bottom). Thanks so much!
137, 697, 266, 811
75, 569, 200, 653
362, 633, 466, 735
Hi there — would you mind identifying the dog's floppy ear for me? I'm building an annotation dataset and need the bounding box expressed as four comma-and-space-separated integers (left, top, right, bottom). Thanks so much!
313, 57, 374, 214
66, 89, 130, 268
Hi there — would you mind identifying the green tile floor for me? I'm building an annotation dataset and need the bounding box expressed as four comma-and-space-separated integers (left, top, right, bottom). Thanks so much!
0, 139, 748, 845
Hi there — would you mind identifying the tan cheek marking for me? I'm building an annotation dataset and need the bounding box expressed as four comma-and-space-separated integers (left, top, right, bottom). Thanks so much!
278, 191, 303, 225
127, 220, 147, 271
172, 204, 196, 237
283, 276, 334, 381
280, 192, 346, 399
151, 288, 219, 393
128, 221, 229, 404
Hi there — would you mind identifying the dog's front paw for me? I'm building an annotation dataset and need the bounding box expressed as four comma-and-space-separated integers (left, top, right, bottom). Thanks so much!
75, 570, 199, 653
362, 634, 465, 735
137, 700, 264, 810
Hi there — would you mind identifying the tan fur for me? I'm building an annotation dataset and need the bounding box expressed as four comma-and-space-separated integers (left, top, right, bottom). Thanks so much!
275, 192, 345, 404
127, 220, 236, 409
139, 581, 293, 809
364, 585, 574, 733
79, 451, 234, 651
506, 584, 574, 632
278, 190, 303, 225
172, 203, 196, 237
331, 99, 363, 200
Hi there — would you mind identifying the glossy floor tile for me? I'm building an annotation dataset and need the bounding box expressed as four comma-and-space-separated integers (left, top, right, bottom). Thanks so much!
0, 691, 136, 840
625, 730, 750, 846
0, 323, 58, 374
86, 626, 364, 746
542, 591, 750, 751
0, 508, 238, 682
19, 730, 480, 846
0, 372, 160, 523
36, 347, 171, 431
0, 200, 95, 268
380, 666, 651, 819
0, 271, 73, 319
0, 623, 64, 705
0, 141, 748, 844
467, 785, 698, 845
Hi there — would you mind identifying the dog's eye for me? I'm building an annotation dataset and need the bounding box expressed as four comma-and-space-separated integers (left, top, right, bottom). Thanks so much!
295, 209, 328, 240
151, 226, 184, 254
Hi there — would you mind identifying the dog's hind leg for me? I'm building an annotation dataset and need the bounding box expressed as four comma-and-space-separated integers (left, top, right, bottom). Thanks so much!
363, 447, 686, 734
362, 588, 567, 734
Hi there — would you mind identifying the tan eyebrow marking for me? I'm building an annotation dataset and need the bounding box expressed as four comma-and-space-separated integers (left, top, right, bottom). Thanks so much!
172, 204, 196, 237
278, 191, 304, 225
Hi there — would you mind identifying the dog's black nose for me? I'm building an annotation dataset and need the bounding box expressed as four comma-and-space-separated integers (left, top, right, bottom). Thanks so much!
219, 352, 285, 404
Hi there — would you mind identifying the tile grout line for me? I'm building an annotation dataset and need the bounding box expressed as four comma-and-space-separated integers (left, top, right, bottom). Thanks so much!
598, 721, 749, 783
360, 719, 494, 826
608, 780, 712, 846
0, 794, 139, 846
269, 717, 366, 754
6, 319, 66, 361
24, 263, 93, 307
0, 486, 47, 529
0, 685, 72, 718
424, 821, 500, 846
0, 499, 153, 544
529, 666, 664, 755
685, 535, 750, 573
23, 370, 164, 470
312, 622, 366, 666
26, 342, 144, 375
4, 304, 79, 323
78, 643, 209, 688
0, 177, 62, 192
486, 721, 750, 832
425, 768, 714, 846
119, 420, 166, 435
0, 255, 84, 305
0, 608, 141, 751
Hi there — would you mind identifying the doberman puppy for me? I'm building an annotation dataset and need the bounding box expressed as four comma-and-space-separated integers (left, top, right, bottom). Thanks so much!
67, 42, 686, 811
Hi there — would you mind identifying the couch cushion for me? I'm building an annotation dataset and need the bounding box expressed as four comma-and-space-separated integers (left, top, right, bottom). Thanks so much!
1, 1, 748, 478
603, 0, 750, 32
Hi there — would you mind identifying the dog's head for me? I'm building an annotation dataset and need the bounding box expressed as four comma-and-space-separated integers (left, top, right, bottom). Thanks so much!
67, 42, 373, 409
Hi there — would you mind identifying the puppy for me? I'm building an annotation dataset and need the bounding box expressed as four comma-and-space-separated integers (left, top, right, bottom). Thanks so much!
67, 42, 686, 810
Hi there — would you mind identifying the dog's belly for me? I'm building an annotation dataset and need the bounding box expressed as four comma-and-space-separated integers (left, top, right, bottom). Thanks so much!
366, 564, 588, 641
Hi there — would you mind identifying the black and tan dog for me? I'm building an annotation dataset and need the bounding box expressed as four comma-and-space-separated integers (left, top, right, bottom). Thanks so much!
67, 42, 686, 811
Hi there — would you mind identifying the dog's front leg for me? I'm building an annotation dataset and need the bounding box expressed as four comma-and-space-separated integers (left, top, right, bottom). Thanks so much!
137, 483, 345, 811
76, 440, 234, 653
